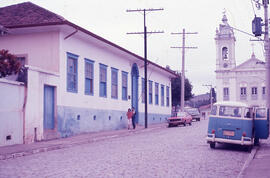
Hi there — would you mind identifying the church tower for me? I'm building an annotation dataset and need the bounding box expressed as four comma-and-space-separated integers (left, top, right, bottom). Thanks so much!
215, 13, 236, 71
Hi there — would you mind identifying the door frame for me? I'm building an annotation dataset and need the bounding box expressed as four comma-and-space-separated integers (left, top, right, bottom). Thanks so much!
43, 85, 56, 131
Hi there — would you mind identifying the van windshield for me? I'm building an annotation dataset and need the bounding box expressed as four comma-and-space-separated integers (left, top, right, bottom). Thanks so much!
219, 106, 242, 117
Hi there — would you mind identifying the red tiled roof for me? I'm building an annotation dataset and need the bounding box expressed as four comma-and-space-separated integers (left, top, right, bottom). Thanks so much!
0, 2, 65, 28
0, 2, 177, 77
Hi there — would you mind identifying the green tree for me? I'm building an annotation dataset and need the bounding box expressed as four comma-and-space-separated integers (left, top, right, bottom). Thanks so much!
0, 49, 21, 78
171, 73, 193, 107
211, 87, 217, 103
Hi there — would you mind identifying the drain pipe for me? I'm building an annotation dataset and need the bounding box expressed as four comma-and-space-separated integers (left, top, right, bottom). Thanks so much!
22, 84, 27, 144
64, 28, 78, 40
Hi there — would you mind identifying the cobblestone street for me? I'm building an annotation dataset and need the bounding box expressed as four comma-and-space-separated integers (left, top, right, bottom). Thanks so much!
0, 119, 250, 178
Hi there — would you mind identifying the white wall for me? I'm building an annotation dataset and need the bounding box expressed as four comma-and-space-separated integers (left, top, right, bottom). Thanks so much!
24, 67, 59, 143
0, 31, 60, 72
0, 31, 61, 143
58, 31, 172, 114
0, 79, 24, 146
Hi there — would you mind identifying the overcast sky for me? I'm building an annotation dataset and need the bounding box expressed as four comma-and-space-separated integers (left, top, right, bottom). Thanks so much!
0, 0, 265, 95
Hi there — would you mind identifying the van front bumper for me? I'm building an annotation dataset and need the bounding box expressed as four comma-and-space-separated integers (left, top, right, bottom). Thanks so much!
206, 134, 253, 146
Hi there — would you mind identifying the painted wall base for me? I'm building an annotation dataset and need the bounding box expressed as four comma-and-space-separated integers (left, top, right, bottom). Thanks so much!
57, 105, 169, 138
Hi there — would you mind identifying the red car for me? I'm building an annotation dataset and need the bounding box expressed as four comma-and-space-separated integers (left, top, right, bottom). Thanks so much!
168, 111, 192, 127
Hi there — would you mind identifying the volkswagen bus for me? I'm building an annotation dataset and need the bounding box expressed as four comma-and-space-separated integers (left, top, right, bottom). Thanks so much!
206, 101, 269, 152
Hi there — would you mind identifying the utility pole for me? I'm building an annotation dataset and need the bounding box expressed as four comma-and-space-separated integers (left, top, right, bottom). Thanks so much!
171, 29, 197, 111
203, 84, 213, 111
263, 0, 270, 110
252, 0, 270, 110
127, 8, 164, 128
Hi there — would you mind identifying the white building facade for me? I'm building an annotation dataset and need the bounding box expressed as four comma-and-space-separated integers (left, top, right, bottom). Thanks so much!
0, 2, 176, 145
215, 14, 266, 107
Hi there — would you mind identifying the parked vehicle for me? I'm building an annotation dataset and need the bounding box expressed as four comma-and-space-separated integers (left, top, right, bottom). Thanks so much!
185, 107, 201, 121
206, 101, 269, 152
168, 111, 192, 127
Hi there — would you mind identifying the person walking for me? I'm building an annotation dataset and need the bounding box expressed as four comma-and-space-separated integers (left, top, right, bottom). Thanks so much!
132, 107, 136, 129
126, 108, 132, 130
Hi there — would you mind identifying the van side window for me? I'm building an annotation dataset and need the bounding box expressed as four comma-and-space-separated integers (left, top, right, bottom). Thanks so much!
219, 106, 242, 117
256, 108, 266, 118
210, 106, 217, 115
244, 108, 252, 118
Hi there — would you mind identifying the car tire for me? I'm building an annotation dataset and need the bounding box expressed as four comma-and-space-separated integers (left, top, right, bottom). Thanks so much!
168, 124, 172, 128
210, 142, 215, 149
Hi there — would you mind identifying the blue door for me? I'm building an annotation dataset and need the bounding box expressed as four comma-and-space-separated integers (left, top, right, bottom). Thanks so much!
254, 107, 269, 139
131, 63, 139, 123
44, 85, 55, 129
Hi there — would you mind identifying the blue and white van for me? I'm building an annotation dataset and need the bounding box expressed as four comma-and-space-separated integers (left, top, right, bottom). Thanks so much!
206, 101, 269, 151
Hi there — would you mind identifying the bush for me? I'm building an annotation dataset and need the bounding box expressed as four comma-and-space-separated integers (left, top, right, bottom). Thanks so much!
0, 49, 21, 78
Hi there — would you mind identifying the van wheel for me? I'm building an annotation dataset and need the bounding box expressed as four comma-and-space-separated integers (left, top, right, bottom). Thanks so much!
210, 142, 215, 149
254, 138, 260, 146
247, 145, 252, 153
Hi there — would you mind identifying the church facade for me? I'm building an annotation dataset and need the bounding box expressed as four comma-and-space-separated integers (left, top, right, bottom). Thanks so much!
215, 14, 266, 107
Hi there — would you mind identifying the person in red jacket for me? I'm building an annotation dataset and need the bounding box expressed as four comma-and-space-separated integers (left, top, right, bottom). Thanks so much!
126, 108, 133, 130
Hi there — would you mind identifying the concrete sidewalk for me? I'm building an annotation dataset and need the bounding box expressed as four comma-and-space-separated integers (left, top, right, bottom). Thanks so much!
239, 138, 270, 178
0, 123, 167, 160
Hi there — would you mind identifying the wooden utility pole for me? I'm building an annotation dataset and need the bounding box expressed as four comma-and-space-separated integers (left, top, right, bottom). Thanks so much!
127, 8, 164, 128
171, 29, 197, 111
262, 0, 270, 110
203, 84, 213, 111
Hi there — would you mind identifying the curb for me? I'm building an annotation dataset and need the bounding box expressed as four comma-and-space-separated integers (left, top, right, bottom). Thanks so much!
0, 124, 166, 161
237, 146, 259, 178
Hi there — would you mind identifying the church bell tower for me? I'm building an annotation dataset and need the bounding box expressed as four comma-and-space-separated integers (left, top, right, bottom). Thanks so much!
215, 13, 236, 71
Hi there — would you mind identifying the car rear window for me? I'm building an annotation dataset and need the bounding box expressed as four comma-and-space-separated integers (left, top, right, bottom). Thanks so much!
186, 108, 199, 115
219, 106, 242, 117
177, 112, 186, 117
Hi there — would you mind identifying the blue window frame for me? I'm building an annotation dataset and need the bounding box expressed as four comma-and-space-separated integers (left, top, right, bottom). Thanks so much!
161, 84, 164, 106
67, 52, 78, 93
155, 82, 159, 105
111, 67, 118, 99
85, 59, 94, 95
122, 71, 128, 100
166, 86, 170, 107
142, 78, 145, 103
149, 80, 153, 104
99, 63, 107, 97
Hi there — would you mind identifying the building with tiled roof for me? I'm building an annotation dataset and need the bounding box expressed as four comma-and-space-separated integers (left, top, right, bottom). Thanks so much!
0, 2, 176, 146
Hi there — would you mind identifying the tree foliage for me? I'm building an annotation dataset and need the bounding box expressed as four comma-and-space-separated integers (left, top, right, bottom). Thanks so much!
171, 74, 193, 107
211, 87, 217, 103
0, 49, 21, 78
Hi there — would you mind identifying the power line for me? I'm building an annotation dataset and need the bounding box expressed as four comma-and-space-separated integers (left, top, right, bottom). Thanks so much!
127, 8, 164, 129
251, 0, 257, 16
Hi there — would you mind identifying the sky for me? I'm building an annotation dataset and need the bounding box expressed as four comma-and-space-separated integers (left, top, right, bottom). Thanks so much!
0, 0, 266, 95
